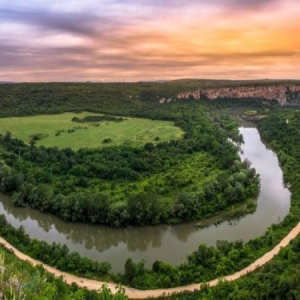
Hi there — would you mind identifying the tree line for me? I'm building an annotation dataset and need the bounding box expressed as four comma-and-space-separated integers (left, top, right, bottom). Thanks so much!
0, 109, 259, 227
0, 215, 111, 279
157, 234, 300, 299
0, 107, 299, 293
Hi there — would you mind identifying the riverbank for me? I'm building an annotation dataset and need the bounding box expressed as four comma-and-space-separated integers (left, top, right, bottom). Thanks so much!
194, 202, 254, 229
1, 221, 299, 299
0, 127, 290, 272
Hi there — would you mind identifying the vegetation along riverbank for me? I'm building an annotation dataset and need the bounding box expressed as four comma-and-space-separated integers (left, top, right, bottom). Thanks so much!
0, 81, 300, 296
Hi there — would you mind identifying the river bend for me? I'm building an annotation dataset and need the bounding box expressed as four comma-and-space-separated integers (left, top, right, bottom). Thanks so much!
0, 127, 291, 272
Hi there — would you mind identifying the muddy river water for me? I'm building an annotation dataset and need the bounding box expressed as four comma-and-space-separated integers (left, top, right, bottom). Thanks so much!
0, 127, 291, 272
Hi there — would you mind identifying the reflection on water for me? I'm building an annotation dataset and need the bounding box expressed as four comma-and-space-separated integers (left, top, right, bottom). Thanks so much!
0, 127, 291, 272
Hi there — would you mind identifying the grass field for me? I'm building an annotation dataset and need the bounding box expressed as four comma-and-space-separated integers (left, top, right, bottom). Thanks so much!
0, 112, 183, 149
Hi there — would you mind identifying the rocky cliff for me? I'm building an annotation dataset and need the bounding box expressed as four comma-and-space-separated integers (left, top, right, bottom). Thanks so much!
176, 84, 300, 105
178, 90, 201, 100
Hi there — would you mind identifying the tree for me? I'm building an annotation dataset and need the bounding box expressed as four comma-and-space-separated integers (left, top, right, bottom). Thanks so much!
98, 284, 128, 300
124, 258, 136, 283
144, 142, 155, 151
173, 192, 199, 221
28, 184, 54, 211
128, 192, 162, 225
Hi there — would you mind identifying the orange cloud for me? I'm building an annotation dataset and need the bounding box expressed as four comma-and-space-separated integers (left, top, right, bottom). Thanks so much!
0, 0, 300, 81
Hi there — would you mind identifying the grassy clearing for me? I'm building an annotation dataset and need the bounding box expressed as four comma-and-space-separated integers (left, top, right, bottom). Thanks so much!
0, 112, 183, 149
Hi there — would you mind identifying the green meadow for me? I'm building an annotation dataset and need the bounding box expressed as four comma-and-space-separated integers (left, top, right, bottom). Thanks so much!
0, 112, 183, 149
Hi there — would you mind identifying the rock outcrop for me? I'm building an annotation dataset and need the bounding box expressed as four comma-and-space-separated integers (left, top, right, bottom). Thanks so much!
176, 84, 300, 106
178, 90, 201, 100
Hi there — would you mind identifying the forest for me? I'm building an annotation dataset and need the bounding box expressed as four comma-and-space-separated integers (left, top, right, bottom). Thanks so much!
157, 107, 300, 299
1, 230, 299, 299
159, 234, 300, 299
0, 82, 300, 298
0, 83, 260, 227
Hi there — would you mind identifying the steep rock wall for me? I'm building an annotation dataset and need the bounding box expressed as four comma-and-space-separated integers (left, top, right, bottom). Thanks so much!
176, 85, 300, 105
178, 90, 201, 100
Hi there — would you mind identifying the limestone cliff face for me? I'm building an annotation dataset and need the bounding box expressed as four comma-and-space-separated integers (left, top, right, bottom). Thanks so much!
176, 84, 300, 105
178, 90, 201, 100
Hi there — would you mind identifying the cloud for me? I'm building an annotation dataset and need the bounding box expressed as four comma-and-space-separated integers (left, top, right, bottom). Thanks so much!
0, 9, 115, 37
208, 0, 279, 10
110, 0, 280, 11
0, 0, 299, 81
0, 0, 283, 41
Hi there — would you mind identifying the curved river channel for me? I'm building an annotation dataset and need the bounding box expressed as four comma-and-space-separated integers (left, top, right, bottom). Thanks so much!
0, 127, 291, 272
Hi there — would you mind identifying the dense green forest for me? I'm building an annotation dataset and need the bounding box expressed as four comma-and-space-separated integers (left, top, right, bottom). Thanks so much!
0, 82, 300, 298
159, 234, 300, 300
0, 83, 260, 227
157, 107, 300, 299
1, 232, 299, 300
1, 80, 299, 117
1, 230, 300, 300
0, 116, 258, 227
1, 208, 295, 290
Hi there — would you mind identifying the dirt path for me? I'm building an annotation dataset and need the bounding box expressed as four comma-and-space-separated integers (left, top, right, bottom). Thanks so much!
1, 221, 300, 299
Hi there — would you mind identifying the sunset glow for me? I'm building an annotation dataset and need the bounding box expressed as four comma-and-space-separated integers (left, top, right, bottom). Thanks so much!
1, 0, 300, 81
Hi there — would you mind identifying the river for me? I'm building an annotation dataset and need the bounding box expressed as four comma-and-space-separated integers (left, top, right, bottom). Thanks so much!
0, 127, 291, 272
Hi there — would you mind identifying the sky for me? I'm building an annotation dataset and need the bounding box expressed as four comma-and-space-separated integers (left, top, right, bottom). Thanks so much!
0, 0, 300, 82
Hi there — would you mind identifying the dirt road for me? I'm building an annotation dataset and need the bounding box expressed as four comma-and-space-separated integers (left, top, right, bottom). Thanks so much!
1, 221, 300, 299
